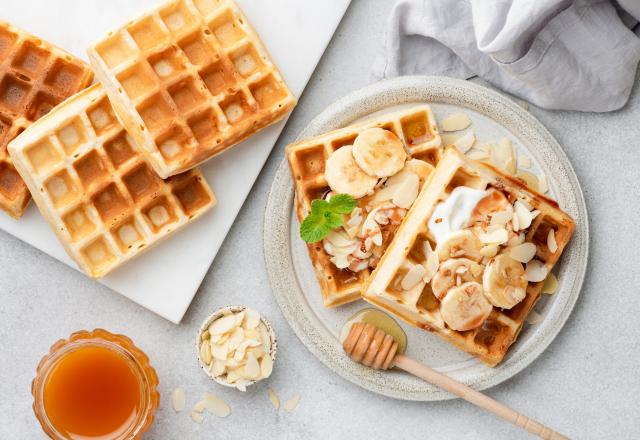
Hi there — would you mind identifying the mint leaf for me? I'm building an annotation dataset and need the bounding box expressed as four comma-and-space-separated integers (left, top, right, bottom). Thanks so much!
310, 198, 330, 215
328, 194, 356, 214
323, 210, 344, 229
300, 194, 356, 243
300, 214, 331, 243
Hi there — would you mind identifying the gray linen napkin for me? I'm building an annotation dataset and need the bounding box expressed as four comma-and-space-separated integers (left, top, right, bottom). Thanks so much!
373, 0, 640, 112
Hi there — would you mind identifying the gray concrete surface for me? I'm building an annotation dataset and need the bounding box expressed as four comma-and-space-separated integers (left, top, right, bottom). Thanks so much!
1, 0, 639, 438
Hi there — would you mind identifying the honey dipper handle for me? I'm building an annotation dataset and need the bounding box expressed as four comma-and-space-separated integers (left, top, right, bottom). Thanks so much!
393, 355, 569, 440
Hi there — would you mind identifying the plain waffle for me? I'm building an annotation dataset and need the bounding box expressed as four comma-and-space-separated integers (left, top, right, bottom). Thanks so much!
0, 21, 93, 218
362, 147, 575, 366
287, 105, 443, 307
87, 0, 296, 179
8, 84, 215, 278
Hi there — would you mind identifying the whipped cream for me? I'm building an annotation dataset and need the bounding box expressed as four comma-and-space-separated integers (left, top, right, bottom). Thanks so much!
428, 186, 489, 244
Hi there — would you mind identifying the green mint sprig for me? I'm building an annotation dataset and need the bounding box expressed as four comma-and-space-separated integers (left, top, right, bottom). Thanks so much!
300, 194, 357, 243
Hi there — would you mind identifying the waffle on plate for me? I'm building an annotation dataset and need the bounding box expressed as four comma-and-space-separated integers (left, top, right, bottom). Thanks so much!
8, 84, 216, 278
362, 147, 575, 366
87, 0, 296, 178
0, 21, 93, 218
287, 105, 443, 307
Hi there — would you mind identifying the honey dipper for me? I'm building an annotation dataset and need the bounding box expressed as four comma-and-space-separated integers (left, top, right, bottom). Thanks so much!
343, 322, 569, 440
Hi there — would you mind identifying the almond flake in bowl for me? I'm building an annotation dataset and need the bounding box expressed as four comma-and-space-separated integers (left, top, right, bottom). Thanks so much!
197, 306, 277, 391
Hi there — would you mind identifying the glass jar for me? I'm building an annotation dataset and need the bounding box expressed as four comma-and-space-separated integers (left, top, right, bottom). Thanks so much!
31, 329, 160, 439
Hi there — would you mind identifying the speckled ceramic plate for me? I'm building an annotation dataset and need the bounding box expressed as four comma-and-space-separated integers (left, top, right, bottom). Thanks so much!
263, 76, 588, 401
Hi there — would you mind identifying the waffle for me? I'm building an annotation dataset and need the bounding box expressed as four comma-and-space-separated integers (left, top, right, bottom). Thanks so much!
8, 84, 215, 278
362, 147, 575, 366
87, 0, 296, 179
287, 105, 443, 307
0, 21, 93, 218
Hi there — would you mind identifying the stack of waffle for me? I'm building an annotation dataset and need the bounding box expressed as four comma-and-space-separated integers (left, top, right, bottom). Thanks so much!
287, 106, 442, 307
0, 22, 93, 218
9, 84, 215, 277
4, 0, 295, 278
87, 0, 296, 178
362, 148, 575, 366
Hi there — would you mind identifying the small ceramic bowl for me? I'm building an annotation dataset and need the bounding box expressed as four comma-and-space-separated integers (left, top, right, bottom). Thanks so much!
196, 305, 278, 389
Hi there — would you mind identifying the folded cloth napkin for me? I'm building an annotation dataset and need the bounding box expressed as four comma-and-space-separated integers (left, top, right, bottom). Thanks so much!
373, 0, 640, 112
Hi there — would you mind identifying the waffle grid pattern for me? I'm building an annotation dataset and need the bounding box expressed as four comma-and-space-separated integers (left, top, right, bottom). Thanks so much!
8, 84, 215, 278
88, 0, 296, 178
287, 105, 443, 307
362, 148, 575, 366
0, 21, 93, 218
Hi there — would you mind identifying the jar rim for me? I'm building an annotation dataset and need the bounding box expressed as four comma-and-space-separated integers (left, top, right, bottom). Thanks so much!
32, 329, 159, 440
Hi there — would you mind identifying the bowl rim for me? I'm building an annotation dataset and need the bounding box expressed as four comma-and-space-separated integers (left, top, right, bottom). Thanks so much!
196, 305, 278, 388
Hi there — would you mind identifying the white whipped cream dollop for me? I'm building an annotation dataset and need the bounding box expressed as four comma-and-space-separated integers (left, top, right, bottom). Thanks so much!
428, 186, 489, 244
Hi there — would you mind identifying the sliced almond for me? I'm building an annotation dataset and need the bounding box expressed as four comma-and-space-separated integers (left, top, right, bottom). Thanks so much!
401, 263, 426, 290
516, 169, 539, 191
244, 308, 261, 330
542, 272, 559, 294
547, 229, 558, 253
507, 232, 526, 247
284, 395, 301, 412
441, 133, 460, 146
171, 388, 185, 412
392, 172, 419, 209
211, 340, 229, 361
201, 330, 210, 341
193, 399, 207, 413
260, 354, 274, 378
243, 353, 261, 380
422, 242, 439, 283
466, 148, 489, 160
480, 244, 499, 258
490, 209, 513, 225
235, 379, 250, 392
491, 138, 516, 174
453, 131, 475, 154
513, 201, 534, 231
268, 388, 280, 410
478, 228, 508, 245
190, 411, 204, 423
228, 327, 245, 351
538, 174, 549, 193
524, 259, 548, 282
509, 242, 537, 263
200, 341, 212, 364
209, 314, 237, 335
203, 392, 231, 418
441, 113, 471, 132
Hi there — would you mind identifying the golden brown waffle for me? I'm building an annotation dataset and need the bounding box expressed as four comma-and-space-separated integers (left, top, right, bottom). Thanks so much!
87, 0, 296, 179
287, 105, 443, 307
363, 147, 575, 366
0, 21, 93, 218
8, 84, 216, 278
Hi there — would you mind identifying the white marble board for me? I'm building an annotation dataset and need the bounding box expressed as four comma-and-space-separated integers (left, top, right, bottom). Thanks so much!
0, 0, 352, 323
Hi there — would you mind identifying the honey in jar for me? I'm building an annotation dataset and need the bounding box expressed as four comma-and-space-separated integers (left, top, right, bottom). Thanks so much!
32, 329, 159, 440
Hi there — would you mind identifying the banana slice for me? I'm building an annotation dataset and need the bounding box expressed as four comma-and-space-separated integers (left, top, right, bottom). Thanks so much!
352, 128, 407, 178
482, 254, 528, 309
325, 145, 377, 198
431, 258, 484, 300
436, 230, 483, 262
440, 281, 492, 331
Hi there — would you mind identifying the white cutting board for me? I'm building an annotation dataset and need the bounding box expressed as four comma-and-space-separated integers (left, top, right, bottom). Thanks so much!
0, 0, 351, 323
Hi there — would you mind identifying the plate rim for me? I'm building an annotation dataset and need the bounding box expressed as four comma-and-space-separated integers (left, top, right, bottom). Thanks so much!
263, 75, 589, 401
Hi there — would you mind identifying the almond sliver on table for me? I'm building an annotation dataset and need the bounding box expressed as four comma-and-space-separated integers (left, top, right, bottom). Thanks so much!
0, 0, 351, 323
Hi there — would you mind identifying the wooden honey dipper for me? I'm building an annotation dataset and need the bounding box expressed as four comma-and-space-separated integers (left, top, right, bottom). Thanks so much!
343, 322, 569, 440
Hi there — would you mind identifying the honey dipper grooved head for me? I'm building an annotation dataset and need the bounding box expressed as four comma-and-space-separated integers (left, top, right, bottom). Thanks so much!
342, 322, 398, 370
